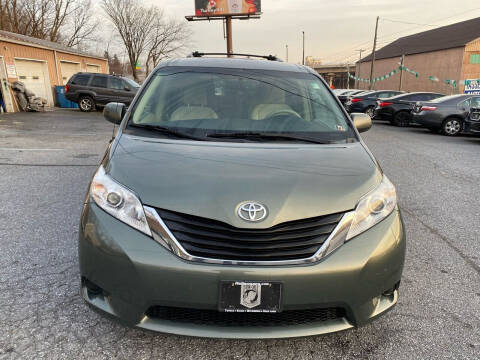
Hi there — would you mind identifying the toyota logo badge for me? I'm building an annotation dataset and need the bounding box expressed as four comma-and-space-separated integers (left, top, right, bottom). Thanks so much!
237, 202, 268, 222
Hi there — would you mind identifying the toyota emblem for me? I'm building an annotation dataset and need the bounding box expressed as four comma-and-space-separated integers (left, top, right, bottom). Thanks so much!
237, 202, 268, 222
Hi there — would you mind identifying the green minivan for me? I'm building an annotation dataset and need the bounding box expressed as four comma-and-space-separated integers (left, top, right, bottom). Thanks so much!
79, 54, 405, 339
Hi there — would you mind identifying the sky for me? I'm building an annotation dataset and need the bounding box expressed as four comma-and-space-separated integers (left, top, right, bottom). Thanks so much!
135, 0, 480, 64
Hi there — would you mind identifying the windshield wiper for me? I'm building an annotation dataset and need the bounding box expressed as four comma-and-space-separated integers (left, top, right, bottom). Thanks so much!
207, 132, 333, 144
129, 124, 208, 141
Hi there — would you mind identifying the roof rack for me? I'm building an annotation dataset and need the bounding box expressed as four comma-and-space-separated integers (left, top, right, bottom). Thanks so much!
189, 51, 282, 62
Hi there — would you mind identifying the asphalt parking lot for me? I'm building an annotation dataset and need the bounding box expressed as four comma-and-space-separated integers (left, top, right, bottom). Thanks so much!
0, 109, 479, 360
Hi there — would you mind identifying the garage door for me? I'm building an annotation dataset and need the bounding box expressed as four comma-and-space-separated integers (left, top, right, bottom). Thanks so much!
14, 59, 49, 100
60, 61, 80, 85
86, 64, 100, 73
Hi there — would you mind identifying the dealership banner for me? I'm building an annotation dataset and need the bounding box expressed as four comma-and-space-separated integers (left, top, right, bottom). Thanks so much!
195, 0, 261, 16
464, 79, 480, 95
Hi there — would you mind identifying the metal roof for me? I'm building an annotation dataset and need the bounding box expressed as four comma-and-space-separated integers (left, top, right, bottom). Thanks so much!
0, 30, 105, 60
360, 17, 480, 63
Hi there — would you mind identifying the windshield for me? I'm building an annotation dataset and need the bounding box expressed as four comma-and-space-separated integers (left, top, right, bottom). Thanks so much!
123, 77, 140, 88
129, 68, 356, 143
434, 94, 466, 103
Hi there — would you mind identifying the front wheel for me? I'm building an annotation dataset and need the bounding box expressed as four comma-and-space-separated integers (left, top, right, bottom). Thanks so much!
392, 111, 411, 127
441, 118, 462, 136
79, 96, 95, 112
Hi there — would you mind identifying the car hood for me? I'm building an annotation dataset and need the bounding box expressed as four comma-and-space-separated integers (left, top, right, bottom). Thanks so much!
107, 134, 382, 228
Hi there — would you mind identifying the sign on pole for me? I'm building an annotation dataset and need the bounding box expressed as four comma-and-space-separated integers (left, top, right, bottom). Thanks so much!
194, 0, 261, 17
6, 63, 17, 78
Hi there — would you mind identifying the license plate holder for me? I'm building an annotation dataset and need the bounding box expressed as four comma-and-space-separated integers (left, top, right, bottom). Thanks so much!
219, 281, 282, 313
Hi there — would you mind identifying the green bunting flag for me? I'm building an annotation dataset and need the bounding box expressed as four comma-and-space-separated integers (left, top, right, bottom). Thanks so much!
348, 72, 371, 83
348, 69, 479, 86
350, 65, 478, 88
399, 65, 419, 78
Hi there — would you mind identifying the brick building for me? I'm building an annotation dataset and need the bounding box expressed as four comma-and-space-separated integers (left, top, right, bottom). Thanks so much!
356, 17, 480, 94
0, 30, 108, 112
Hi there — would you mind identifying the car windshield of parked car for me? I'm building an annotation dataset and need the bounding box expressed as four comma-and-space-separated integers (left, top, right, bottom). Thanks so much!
129, 69, 356, 143
434, 94, 466, 103
356, 91, 373, 96
123, 78, 140, 88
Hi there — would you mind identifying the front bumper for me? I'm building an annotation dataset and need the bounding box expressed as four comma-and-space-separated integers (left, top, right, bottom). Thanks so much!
411, 113, 442, 127
79, 202, 406, 339
345, 103, 365, 113
374, 107, 393, 120
464, 120, 480, 133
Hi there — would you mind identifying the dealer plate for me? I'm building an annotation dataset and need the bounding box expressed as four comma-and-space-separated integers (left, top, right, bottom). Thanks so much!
219, 281, 282, 313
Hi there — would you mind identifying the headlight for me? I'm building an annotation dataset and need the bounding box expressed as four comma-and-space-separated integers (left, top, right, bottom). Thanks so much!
90, 166, 152, 236
346, 175, 397, 240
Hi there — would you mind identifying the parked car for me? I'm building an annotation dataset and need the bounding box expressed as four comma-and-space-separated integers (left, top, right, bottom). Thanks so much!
411, 94, 480, 136
78, 54, 405, 338
345, 90, 404, 118
65, 72, 140, 112
338, 90, 368, 107
463, 106, 480, 135
374, 92, 444, 127
332, 88, 350, 95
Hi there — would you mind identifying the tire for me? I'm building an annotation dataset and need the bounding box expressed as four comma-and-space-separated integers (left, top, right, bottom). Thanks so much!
365, 106, 375, 119
79, 96, 95, 112
392, 111, 411, 127
441, 117, 462, 136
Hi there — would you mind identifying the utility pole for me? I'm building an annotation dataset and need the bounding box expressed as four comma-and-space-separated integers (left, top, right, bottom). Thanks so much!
302, 31, 305, 65
226, 16, 233, 57
399, 54, 405, 91
369, 16, 379, 90
286, 45, 289, 62
347, 64, 350, 89
356, 49, 365, 89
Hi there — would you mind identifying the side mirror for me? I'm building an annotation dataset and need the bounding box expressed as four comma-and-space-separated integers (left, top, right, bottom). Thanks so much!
351, 113, 372, 133
124, 86, 131, 91
103, 102, 126, 125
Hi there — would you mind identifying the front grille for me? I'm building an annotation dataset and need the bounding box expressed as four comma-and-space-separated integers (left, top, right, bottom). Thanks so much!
146, 306, 345, 327
156, 209, 344, 261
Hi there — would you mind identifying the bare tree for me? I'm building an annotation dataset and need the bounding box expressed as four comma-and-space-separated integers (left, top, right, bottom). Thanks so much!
63, 0, 99, 47
102, 0, 156, 81
145, 10, 191, 75
0, 0, 98, 50
0, 0, 27, 33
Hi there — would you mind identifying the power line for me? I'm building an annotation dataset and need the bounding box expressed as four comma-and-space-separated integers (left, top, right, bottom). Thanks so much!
380, 18, 438, 27
377, 7, 480, 43
320, 7, 480, 64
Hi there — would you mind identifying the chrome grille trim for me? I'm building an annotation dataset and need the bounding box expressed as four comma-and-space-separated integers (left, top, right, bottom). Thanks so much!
144, 206, 355, 266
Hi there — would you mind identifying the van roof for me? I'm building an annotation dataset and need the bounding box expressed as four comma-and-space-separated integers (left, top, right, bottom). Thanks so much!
161, 57, 313, 73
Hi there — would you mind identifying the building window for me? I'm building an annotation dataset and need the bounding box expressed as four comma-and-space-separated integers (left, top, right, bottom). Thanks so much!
470, 54, 480, 64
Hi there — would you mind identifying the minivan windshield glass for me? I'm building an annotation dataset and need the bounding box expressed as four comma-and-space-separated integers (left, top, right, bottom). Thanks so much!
129, 69, 356, 143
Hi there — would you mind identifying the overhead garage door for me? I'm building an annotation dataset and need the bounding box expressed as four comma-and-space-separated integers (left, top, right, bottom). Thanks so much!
86, 64, 100, 73
14, 59, 49, 100
60, 61, 80, 85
